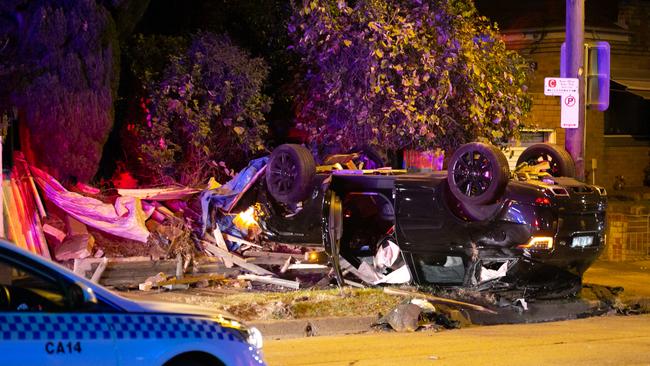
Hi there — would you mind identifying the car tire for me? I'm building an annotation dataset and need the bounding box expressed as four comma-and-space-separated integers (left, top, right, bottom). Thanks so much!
516, 143, 576, 178
266, 144, 316, 204
447, 142, 510, 206
163, 353, 225, 366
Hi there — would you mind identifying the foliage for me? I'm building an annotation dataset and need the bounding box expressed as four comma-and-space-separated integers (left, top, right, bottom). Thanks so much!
288, 0, 532, 153
0, 0, 118, 182
132, 0, 299, 141
126, 32, 271, 185
0, 0, 149, 183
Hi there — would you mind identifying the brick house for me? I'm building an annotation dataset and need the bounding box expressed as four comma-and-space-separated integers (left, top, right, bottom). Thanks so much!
477, 0, 650, 189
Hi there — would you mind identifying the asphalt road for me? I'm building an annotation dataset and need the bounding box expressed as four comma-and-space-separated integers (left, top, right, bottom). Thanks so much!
584, 260, 650, 299
263, 314, 650, 366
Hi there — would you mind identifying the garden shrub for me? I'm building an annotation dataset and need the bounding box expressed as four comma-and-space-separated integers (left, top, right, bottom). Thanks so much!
289, 0, 532, 154
126, 32, 271, 185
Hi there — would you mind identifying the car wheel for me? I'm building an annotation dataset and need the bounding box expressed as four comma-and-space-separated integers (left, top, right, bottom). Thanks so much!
266, 144, 316, 204
516, 143, 576, 178
163, 354, 224, 366
447, 142, 510, 206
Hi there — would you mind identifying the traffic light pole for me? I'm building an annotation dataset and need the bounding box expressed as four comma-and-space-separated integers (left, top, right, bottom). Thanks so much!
564, 0, 586, 180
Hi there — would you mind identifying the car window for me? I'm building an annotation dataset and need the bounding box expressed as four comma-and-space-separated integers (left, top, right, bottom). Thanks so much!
413, 254, 466, 285
0, 258, 67, 312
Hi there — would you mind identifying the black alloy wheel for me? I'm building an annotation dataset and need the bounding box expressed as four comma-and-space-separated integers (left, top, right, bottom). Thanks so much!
516, 143, 576, 178
266, 144, 316, 204
447, 142, 510, 206
268, 151, 297, 194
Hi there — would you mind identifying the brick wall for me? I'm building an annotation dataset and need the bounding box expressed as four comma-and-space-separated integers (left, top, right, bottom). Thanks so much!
606, 213, 628, 261
602, 146, 650, 188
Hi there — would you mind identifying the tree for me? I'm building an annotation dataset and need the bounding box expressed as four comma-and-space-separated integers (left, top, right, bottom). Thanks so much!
0, 0, 150, 183
134, 0, 299, 144
125, 32, 271, 185
289, 0, 532, 154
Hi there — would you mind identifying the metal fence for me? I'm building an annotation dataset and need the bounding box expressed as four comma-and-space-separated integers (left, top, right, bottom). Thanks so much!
604, 213, 650, 261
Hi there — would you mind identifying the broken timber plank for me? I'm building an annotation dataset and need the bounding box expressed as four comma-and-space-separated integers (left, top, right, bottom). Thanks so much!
280, 256, 292, 273
203, 241, 274, 276
344, 279, 365, 288
74, 256, 151, 278
237, 274, 300, 290
90, 257, 109, 283
243, 251, 304, 261
287, 263, 329, 271
76, 256, 244, 288
43, 224, 66, 247
383, 287, 497, 314
206, 231, 233, 267
175, 253, 183, 279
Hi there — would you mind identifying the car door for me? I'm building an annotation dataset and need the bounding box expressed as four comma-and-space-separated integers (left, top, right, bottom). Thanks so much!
394, 175, 472, 285
0, 256, 118, 366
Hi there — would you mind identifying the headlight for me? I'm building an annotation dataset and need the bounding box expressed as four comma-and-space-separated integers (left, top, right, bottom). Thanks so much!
213, 315, 263, 350
246, 326, 263, 349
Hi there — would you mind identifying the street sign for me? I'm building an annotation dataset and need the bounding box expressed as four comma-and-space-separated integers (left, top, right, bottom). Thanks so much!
544, 77, 579, 96
544, 77, 579, 129
561, 93, 579, 128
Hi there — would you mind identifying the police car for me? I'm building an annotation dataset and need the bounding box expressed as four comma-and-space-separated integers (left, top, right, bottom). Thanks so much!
0, 240, 266, 366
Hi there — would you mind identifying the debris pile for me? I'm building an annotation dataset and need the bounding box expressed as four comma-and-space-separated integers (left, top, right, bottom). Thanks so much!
1, 153, 335, 291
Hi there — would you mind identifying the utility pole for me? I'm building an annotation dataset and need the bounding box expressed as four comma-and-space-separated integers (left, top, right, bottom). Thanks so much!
564, 0, 586, 180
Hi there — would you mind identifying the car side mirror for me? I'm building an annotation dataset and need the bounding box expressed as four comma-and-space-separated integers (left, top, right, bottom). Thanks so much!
69, 282, 98, 308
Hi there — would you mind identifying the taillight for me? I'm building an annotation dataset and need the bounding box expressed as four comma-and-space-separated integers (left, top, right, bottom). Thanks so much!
517, 236, 554, 250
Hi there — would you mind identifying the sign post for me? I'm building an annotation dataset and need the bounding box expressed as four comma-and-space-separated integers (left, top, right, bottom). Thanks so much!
564, 0, 585, 180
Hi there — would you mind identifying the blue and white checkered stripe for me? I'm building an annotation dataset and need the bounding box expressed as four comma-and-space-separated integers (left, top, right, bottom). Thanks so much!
0, 314, 241, 342
110, 314, 239, 341
0, 315, 112, 341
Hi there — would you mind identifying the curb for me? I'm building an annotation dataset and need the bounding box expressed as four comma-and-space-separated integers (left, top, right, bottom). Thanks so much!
250, 296, 650, 340
250, 316, 378, 340
467, 299, 604, 325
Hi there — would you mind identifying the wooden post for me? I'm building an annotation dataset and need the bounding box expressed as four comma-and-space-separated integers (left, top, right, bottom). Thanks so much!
564, 0, 586, 180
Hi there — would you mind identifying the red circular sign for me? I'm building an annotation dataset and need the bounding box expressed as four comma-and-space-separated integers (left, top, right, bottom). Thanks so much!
548, 79, 557, 88
565, 95, 576, 107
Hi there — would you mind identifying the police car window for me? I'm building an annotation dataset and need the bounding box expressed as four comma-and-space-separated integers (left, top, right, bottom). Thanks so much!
0, 259, 67, 312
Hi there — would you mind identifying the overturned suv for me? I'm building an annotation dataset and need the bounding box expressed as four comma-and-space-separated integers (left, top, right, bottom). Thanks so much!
240, 142, 607, 295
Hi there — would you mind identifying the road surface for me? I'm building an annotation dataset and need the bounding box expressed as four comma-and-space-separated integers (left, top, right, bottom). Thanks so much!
264, 314, 650, 365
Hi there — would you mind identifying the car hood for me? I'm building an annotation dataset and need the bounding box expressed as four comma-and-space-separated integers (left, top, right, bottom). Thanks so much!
118, 298, 237, 319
